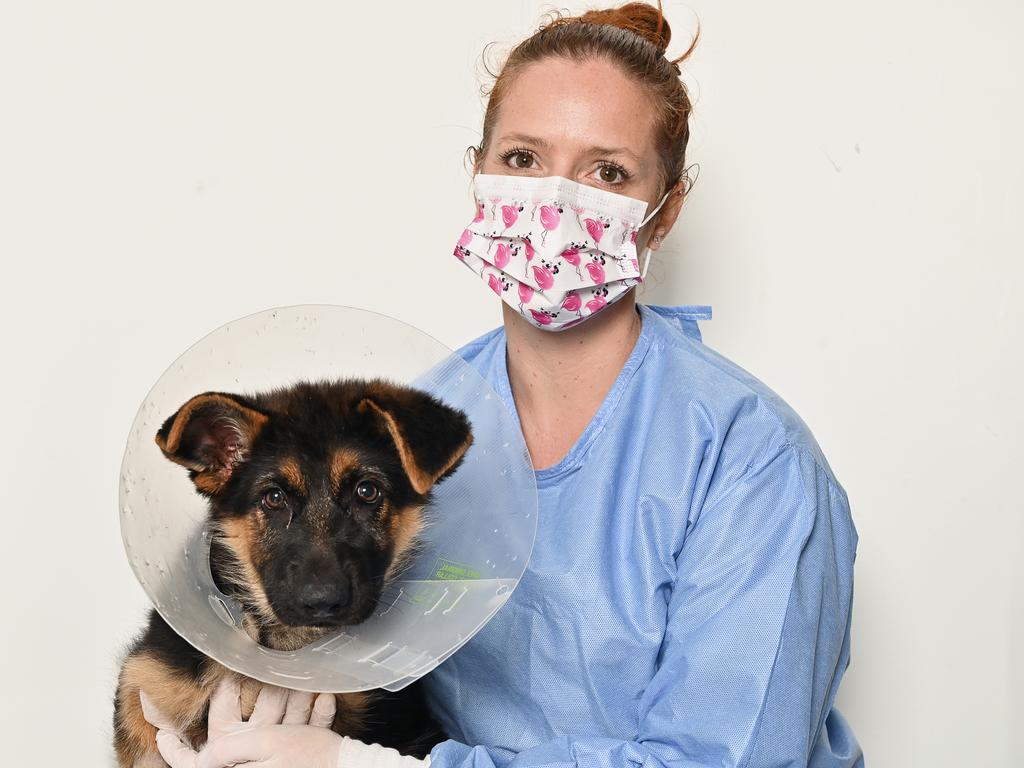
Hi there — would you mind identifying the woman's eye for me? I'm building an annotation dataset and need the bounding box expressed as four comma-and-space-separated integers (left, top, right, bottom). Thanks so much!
261, 488, 286, 510
505, 150, 534, 170
596, 164, 626, 184
354, 480, 381, 504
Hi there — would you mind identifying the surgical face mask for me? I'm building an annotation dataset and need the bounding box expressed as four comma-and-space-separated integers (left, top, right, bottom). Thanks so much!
454, 174, 672, 331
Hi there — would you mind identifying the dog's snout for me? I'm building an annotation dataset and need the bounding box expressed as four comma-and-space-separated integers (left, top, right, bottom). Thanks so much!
297, 579, 349, 618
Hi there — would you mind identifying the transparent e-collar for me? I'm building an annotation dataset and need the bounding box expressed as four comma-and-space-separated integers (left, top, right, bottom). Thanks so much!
119, 306, 537, 692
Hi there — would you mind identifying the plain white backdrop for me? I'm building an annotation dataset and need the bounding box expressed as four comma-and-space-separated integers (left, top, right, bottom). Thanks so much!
1, 1, 1020, 765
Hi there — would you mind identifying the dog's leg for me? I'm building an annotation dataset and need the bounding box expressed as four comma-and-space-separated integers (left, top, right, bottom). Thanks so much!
113, 651, 221, 768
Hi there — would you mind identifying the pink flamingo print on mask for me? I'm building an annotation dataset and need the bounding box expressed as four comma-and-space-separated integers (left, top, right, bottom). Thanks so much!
531, 264, 555, 291
473, 202, 485, 223
585, 294, 607, 313
524, 239, 540, 280
585, 260, 606, 283
584, 218, 606, 244
518, 283, 534, 310
560, 246, 582, 279
487, 274, 502, 295
529, 309, 553, 326
523, 237, 536, 264
539, 204, 561, 245
494, 242, 512, 269
502, 205, 520, 230
561, 292, 582, 315
522, 237, 535, 280
458, 229, 473, 248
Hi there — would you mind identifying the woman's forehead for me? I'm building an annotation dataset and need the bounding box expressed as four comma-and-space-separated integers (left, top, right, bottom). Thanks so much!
494, 56, 657, 160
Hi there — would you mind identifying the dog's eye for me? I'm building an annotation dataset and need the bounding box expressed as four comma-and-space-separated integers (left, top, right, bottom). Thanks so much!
354, 480, 380, 504
261, 487, 287, 511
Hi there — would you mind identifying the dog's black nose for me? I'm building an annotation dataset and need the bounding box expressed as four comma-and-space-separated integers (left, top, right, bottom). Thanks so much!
297, 581, 348, 618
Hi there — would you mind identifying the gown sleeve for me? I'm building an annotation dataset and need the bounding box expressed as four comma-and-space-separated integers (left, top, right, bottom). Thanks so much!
427, 443, 861, 768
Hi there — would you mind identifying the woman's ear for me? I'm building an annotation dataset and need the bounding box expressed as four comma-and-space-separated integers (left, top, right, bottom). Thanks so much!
648, 178, 688, 251
467, 144, 483, 175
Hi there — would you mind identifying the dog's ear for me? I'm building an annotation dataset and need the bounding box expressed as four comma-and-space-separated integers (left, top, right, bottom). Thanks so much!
358, 387, 473, 495
154, 392, 269, 495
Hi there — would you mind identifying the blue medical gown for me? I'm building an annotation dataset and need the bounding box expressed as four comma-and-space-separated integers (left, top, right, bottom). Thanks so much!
423, 304, 862, 768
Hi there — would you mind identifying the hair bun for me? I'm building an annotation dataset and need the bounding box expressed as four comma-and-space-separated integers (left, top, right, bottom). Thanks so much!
579, 2, 672, 52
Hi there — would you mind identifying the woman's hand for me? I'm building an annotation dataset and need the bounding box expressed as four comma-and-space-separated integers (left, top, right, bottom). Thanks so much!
139, 677, 343, 768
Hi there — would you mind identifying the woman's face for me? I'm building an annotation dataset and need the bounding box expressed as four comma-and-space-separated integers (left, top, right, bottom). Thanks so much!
478, 55, 683, 251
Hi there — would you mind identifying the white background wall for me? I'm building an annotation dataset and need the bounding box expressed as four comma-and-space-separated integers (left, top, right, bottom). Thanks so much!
1, 1, 1020, 765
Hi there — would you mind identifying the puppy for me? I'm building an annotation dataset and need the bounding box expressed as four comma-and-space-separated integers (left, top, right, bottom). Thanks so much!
113, 377, 473, 768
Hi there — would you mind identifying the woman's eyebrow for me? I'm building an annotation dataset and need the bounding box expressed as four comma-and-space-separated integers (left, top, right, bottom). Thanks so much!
585, 145, 642, 163
498, 133, 641, 164
499, 132, 553, 149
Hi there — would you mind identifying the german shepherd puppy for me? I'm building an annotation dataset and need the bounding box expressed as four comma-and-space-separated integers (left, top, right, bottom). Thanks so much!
113, 378, 473, 768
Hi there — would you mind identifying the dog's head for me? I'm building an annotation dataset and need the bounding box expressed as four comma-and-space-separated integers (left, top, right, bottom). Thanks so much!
154, 378, 472, 640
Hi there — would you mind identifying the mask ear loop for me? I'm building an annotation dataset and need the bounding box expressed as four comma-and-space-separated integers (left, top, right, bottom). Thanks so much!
639, 245, 654, 280
637, 188, 673, 280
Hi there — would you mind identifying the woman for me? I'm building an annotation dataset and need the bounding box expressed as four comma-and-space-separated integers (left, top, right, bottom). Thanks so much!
143, 4, 862, 767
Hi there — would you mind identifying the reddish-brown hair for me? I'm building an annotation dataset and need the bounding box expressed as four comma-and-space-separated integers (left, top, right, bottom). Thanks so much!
473, 1, 701, 195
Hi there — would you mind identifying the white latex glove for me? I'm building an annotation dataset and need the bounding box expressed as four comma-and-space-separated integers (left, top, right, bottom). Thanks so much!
139, 676, 338, 768
194, 724, 345, 768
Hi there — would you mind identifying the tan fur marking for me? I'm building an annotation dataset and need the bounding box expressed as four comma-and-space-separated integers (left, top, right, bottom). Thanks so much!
114, 653, 212, 765
114, 680, 159, 767
261, 624, 331, 652
329, 448, 362, 495
220, 515, 266, 567
217, 517, 279, 626
121, 653, 208, 730
239, 675, 262, 720
384, 504, 425, 582
193, 473, 221, 495
279, 457, 306, 495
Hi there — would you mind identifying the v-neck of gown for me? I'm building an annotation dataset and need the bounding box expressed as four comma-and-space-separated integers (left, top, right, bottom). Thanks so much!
491, 305, 656, 487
